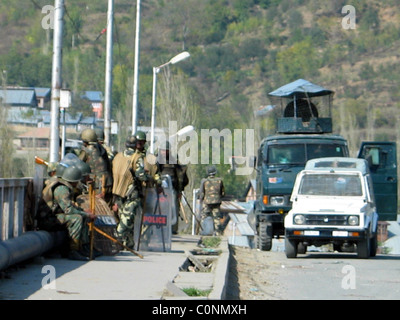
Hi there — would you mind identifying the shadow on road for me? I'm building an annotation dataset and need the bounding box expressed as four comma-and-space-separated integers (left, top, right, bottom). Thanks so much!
297, 252, 400, 260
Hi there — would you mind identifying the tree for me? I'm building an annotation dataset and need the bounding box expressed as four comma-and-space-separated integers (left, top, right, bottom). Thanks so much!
276, 38, 320, 82
0, 97, 14, 178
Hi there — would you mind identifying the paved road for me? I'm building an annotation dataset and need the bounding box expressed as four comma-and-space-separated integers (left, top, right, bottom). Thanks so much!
0, 235, 199, 300
235, 242, 400, 300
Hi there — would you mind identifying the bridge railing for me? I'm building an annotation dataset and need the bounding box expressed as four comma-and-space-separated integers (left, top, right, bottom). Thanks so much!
0, 178, 33, 241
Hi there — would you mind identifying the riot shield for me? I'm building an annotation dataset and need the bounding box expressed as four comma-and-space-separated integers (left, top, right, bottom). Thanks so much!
134, 175, 176, 252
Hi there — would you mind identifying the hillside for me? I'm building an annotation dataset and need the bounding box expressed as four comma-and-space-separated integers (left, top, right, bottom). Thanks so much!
1, 0, 400, 193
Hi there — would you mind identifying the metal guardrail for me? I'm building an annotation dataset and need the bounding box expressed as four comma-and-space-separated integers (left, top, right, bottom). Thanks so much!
0, 178, 31, 241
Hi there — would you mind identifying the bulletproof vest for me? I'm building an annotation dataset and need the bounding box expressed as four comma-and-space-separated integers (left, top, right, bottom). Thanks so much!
39, 179, 74, 217
203, 177, 223, 205
112, 151, 141, 198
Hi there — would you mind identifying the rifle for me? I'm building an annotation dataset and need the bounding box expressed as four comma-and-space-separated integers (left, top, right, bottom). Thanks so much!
35, 156, 49, 166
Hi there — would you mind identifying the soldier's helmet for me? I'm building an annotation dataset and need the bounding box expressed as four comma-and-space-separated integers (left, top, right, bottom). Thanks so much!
95, 128, 105, 142
56, 163, 69, 178
135, 130, 147, 141
80, 128, 98, 143
207, 165, 217, 176
62, 166, 82, 183
60, 153, 80, 167
75, 160, 91, 177
125, 135, 137, 150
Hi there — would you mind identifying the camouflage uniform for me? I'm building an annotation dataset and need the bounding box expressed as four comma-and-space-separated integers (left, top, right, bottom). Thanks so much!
37, 177, 90, 258
199, 167, 225, 235
112, 148, 151, 249
95, 128, 115, 162
79, 142, 113, 204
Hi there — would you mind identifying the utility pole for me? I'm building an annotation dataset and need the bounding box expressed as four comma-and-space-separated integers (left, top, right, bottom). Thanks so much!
132, 0, 141, 134
104, 0, 114, 146
49, 0, 64, 163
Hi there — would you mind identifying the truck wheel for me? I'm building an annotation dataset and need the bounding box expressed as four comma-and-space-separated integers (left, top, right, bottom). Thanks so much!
357, 237, 370, 259
369, 234, 377, 257
285, 237, 297, 258
298, 242, 307, 254
256, 221, 272, 251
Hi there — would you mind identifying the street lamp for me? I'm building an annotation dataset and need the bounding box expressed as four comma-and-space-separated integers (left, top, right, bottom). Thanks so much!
150, 51, 190, 154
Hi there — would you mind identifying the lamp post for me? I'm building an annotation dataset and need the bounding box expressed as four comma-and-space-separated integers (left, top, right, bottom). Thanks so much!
132, 0, 141, 135
150, 51, 190, 154
49, 0, 64, 163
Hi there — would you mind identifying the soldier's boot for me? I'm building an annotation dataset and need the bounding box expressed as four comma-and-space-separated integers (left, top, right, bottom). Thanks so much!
172, 221, 179, 235
68, 239, 89, 261
80, 244, 103, 258
125, 233, 135, 250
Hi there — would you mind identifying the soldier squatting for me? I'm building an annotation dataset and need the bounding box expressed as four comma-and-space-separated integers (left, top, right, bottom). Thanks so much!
36, 128, 222, 261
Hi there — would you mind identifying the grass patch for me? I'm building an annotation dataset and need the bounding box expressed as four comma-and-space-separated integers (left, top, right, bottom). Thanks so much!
183, 287, 212, 297
201, 236, 221, 248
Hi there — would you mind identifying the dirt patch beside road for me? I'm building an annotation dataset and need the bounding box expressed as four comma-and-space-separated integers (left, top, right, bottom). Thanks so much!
226, 243, 400, 300
226, 246, 284, 300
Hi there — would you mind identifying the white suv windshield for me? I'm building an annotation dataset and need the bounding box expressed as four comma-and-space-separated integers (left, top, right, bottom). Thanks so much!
299, 174, 362, 196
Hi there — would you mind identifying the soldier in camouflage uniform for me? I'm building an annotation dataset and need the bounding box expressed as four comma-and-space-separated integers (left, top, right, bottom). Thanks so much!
112, 135, 154, 249
199, 165, 225, 235
135, 130, 160, 185
95, 128, 115, 162
38, 166, 96, 261
79, 128, 113, 206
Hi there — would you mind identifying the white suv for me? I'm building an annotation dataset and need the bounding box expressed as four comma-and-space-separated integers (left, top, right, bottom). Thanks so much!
284, 157, 378, 259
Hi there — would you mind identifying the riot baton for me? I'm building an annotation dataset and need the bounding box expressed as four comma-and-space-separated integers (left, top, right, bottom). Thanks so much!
181, 191, 203, 231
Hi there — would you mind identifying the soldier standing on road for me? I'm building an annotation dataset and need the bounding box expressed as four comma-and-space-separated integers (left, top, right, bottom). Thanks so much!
37, 166, 96, 261
135, 130, 161, 190
79, 128, 113, 206
199, 165, 225, 235
112, 135, 153, 249
157, 141, 189, 234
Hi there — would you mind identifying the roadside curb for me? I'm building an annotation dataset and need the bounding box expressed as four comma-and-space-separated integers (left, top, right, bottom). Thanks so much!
163, 236, 230, 300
